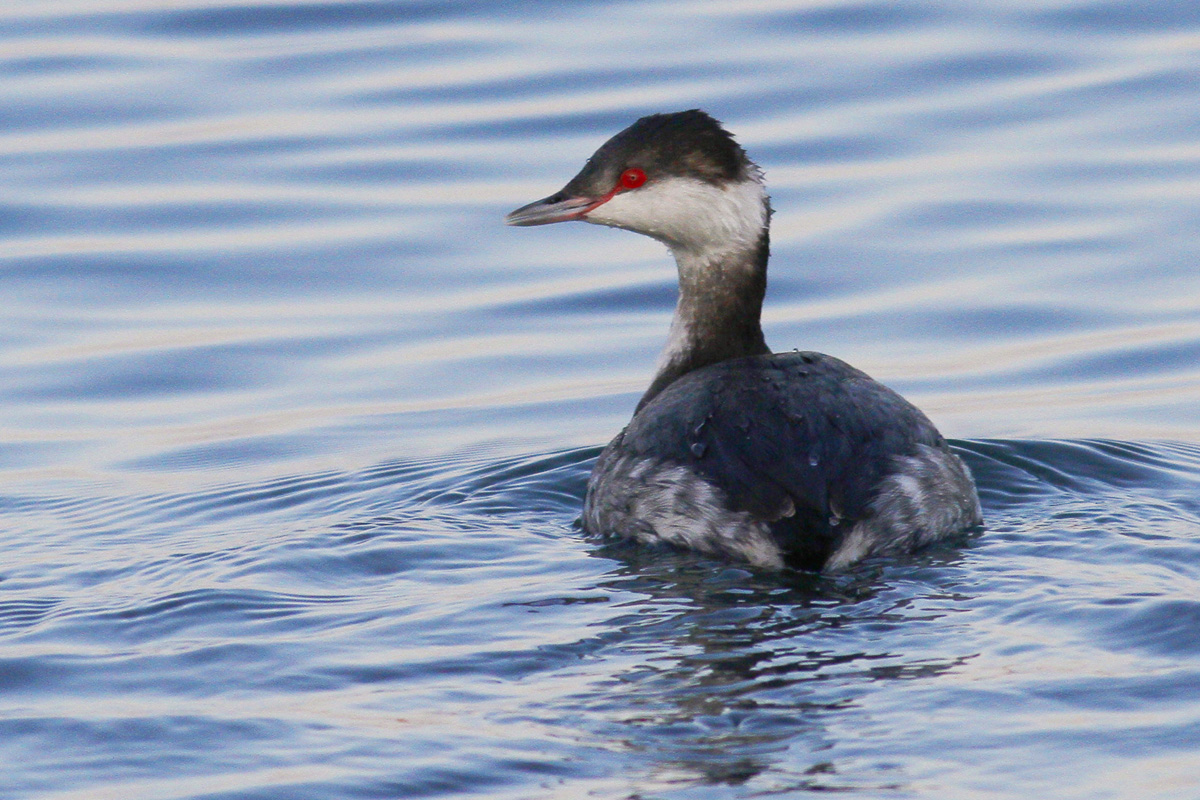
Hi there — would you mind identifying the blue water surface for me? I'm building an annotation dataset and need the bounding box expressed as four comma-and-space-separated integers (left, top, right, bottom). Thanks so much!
2, 1, 1200, 798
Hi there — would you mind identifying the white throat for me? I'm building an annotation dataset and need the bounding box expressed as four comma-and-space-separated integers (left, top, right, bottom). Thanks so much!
584, 174, 771, 382
585, 175, 768, 259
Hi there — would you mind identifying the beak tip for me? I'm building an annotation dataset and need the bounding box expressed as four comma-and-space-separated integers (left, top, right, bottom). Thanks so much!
504, 193, 594, 227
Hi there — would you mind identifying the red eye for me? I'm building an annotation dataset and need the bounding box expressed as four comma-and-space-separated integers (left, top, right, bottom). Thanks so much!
619, 167, 647, 190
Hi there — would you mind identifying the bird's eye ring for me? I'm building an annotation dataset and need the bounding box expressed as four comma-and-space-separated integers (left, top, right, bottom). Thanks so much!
619, 168, 647, 190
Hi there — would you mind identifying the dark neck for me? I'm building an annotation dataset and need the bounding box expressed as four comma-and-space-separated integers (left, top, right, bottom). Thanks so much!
637, 229, 771, 411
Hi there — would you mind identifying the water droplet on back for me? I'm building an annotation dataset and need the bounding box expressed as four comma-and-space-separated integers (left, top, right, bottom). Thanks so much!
690, 442, 708, 458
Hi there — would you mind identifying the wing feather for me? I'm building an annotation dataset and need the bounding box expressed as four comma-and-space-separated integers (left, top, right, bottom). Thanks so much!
619, 351, 947, 567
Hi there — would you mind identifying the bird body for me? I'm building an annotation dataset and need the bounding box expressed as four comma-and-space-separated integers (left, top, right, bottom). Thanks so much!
507, 110, 981, 571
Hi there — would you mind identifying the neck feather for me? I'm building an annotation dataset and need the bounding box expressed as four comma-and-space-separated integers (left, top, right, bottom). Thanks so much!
637, 227, 771, 411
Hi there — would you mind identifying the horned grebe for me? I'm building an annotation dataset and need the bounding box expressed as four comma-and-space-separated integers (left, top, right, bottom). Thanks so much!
506, 110, 981, 571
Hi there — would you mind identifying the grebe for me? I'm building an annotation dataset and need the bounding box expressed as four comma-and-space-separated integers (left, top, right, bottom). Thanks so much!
506, 110, 981, 571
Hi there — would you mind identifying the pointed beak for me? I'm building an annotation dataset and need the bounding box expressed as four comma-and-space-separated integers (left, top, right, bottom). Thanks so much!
504, 192, 597, 226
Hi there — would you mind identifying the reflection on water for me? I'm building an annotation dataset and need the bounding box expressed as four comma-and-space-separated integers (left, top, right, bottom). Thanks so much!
1, 1, 1199, 798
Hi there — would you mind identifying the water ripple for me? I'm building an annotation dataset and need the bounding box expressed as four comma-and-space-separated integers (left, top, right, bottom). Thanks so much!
1, 1, 1199, 798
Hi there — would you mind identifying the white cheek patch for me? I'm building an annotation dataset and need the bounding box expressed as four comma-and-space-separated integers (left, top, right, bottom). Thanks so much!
585, 176, 767, 255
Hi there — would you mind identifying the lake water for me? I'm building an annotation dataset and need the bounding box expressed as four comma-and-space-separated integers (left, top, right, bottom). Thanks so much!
2, 1, 1200, 798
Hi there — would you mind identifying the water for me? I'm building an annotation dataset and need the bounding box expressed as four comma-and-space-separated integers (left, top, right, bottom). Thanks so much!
2, 1, 1199, 797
